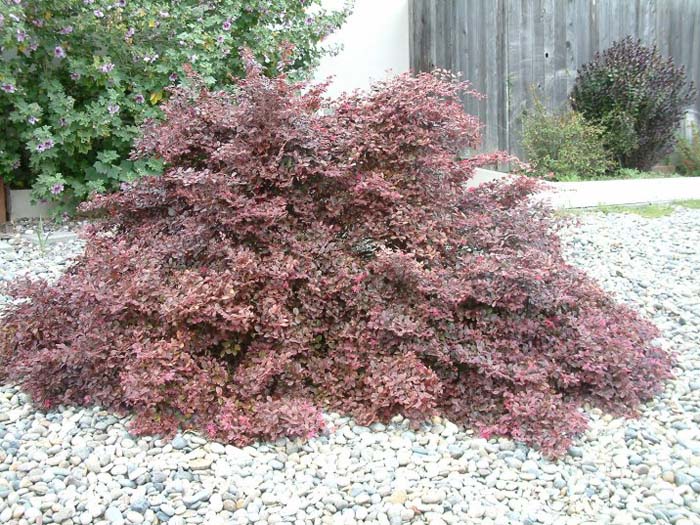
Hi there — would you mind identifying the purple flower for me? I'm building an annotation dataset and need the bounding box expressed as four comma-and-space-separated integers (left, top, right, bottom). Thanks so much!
29, 42, 38, 52
100, 63, 115, 73
1, 83, 15, 93
216, 35, 225, 44
58, 117, 67, 127
50, 183, 64, 195
13, 0, 22, 4
117, 0, 126, 6
169, 73, 178, 82
222, 18, 232, 31
94, 9, 104, 18
107, 104, 120, 115
71, 72, 81, 81
16, 30, 27, 43
305, 16, 313, 26
125, 27, 135, 40
36, 139, 55, 153
54, 46, 66, 59
134, 93, 145, 104
32, 19, 44, 27
59, 26, 74, 35
27, 115, 38, 125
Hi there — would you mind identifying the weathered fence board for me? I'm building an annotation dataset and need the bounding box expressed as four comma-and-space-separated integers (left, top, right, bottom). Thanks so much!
0, 179, 6, 224
410, 0, 700, 156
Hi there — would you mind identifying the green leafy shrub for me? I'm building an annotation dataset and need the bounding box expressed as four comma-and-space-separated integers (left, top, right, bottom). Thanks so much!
0, 0, 349, 212
571, 37, 696, 170
675, 124, 700, 176
521, 98, 613, 181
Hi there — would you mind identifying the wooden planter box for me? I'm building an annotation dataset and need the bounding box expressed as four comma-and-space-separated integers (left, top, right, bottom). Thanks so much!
7, 189, 54, 220
0, 179, 6, 224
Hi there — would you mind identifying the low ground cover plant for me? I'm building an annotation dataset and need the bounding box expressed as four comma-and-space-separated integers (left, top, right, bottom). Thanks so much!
0, 55, 673, 456
0, 0, 348, 212
571, 37, 696, 171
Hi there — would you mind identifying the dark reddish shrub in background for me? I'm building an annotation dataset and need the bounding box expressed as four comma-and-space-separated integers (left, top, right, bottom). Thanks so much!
571, 36, 696, 170
0, 53, 673, 456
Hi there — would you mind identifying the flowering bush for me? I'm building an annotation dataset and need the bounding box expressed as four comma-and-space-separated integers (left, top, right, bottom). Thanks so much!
571, 37, 696, 170
0, 55, 673, 456
0, 0, 349, 212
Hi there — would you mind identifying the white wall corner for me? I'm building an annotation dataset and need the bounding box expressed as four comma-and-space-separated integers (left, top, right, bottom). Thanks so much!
314, 0, 410, 98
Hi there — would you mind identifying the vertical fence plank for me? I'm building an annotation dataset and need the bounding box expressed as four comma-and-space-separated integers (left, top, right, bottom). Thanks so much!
496, 0, 509, 151
506, 0, 524, 155
552, 0, 569, 107
691, 2, 700, 110
483, 0, 499, 152
639, 0, 657, 46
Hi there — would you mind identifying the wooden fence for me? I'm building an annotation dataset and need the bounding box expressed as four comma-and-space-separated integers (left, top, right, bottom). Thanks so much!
409, 0, 700, 156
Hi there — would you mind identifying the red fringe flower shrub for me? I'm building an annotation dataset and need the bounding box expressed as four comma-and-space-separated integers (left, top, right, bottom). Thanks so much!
0, 54, 673, 456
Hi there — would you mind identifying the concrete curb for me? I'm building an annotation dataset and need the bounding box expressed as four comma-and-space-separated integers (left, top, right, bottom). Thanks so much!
472, 168, 700, 209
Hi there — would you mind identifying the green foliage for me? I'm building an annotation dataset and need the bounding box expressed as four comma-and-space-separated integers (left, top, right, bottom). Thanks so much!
594, 204, 675, 219
613, 168, 677, 179
571, 37, 696, 170
674, 124, 700, 176
563, 200, 700, 218
676, 199, 700, 209
0, 0, 350, 212
521, 97, 613, 181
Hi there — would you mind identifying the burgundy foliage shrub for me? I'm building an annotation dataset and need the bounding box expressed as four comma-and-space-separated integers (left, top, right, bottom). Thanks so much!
571, 37, 696, 170
0, 54, 673, 456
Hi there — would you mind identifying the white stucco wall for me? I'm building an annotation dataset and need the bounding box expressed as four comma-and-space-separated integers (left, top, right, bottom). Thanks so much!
314, 0, 410, 98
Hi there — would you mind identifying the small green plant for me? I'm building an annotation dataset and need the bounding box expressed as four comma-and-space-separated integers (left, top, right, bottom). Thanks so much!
674, 124, 700, 176
35, 217, 49, 255
521, 97, 613, 181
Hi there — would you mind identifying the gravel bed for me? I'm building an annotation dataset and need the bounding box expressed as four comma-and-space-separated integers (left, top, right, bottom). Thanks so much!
1, 208, 699, 525
0, 223, 84, 311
